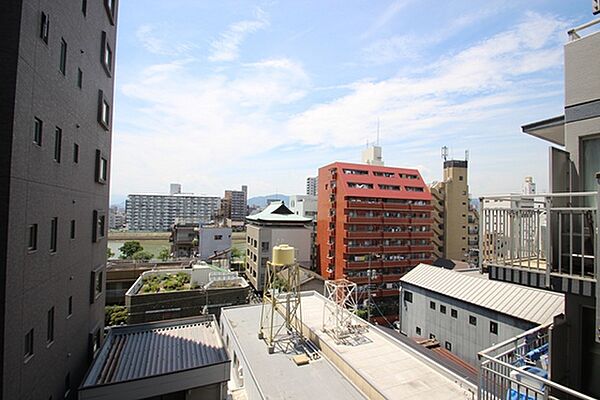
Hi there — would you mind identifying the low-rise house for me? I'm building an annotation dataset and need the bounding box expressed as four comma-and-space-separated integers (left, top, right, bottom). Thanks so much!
199, 226, 232, 261
170, 221, 199, 257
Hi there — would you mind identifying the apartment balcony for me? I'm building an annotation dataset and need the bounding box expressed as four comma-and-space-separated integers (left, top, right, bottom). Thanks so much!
345, 215, 382, 224
478, 323, 595, 400
381, 245, 410, 253
344, 245, 382, 254
479, 191, 598, 297
346, 201, 383, 210
382, 217, 411, 224
381, 203, 411, 211
382, 231, 411, 239
346, 231, 383, 239
345, 260, 383, 269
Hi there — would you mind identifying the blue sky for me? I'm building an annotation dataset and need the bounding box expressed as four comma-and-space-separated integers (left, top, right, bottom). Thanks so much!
110, 0, 594, 204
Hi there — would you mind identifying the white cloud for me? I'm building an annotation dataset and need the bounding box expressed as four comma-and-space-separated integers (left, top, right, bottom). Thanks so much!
136, 24, 195, 56
362, 0, 412, 39
208, 9, 269, 62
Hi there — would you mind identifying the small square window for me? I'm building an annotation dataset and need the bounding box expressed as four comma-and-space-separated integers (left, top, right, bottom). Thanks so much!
459, 176, 463, 181
429, 333, 436, 339
261, 241, 269, 252
40, 12, 49, 43
70, 220, 76, 239
440, 305, 446, 314
403, 291, 413, 303
50, 217, 58, 253
416, 326, 421, 335
469, 315, 477, 326
47, 307, 54, 344
24, 329, 34, 360
28, 224, 38, 251
73, 143, 79, 163
451, 309, 458, 318
95, 150, 108, 183
445, 341, 452, 351
54, 127, 62, 163
214, 235, 223, 240
59, 38, 67, 75
101, 31, 113, 76
490, 321, 498, 335
429, 301, 436, 310
97, 91, 111, 130
34, 118, 43, 146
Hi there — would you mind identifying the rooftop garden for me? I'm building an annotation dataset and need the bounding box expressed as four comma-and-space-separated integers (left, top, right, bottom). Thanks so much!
140, 272, 198, 293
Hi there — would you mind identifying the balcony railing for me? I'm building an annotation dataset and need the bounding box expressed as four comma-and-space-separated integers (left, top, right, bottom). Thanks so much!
478, 191, 598, 284
478, 323, 595, 400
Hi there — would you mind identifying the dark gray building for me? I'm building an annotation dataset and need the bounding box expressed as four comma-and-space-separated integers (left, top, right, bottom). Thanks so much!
222, 185, 248, 222
0, 1, 117, 399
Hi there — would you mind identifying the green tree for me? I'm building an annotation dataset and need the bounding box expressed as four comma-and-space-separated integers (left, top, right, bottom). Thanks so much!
119, 241, 143, 259
105, 305, 128, 326
158, 248, 170, 262
231, 247, 242, 260
132, 250, 153, 262
106, 247, 115, 259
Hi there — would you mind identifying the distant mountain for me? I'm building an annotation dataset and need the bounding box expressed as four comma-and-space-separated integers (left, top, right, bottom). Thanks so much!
248, 194, 289, 208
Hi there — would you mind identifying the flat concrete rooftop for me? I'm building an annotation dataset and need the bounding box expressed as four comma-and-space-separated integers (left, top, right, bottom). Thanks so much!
222, 291, 475, 399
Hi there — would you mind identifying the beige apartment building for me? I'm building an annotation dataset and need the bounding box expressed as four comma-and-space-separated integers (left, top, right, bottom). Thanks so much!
430, 159, 473, 263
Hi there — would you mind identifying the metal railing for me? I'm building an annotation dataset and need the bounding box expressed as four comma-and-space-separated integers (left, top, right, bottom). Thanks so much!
478, 191, 598, 283
478, 324, 595, 400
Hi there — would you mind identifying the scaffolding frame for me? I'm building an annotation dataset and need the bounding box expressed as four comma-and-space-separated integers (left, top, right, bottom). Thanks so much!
322, 279, 368, 344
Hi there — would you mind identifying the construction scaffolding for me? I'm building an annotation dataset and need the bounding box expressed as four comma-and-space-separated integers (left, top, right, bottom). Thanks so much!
322, 279, 368, 344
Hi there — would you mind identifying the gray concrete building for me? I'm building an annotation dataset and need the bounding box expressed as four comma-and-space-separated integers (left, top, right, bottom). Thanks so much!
244, 202, 312, 291
199, 226, 232, 261
221, 185, 248, 222
0, 1, 117, 398
399, 264, 564, 367
306, 176, 318, 196
125, 184, 220, 231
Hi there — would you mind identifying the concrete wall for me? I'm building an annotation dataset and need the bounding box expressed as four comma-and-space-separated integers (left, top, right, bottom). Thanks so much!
199, 227, 232, 260
400, 283, 535, 366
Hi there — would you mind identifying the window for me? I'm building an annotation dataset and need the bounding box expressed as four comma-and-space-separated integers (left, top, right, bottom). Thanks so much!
50, 217, 58, 253
59, 38, 67, 75
24, 329, 34, 360
214, 235, 223, 240
81, 0, 87, 16
451, 309, 458, 318
104, 0, 117, 24
40, 12, 49, 43
68, 296, 73, 317
28, 224, 38, 251
90, 329, 101, 356
440, 305, 446, 314
92, 210, 106, 242
469, 315, 477, 326
90, 268, 103, 302
429, 333, 436, 339
445, 341, 452, 351
101, 32, 113, 75
459, 176, 463, 181
416, 326, 421, 335
97, 90, 110, 129
490, 321, 498, 335
77, 68, 83, 88
34, 118, 43, 146
403, 291, 413, 303
429, 301, 436, 310
261, 241, 269, 252
47, 307, 54, 344
64, 373, 71, 398
70, 219, 76, 239
95, 150, 108, 183
73, 143, 79, 163
54, 127, 62, 162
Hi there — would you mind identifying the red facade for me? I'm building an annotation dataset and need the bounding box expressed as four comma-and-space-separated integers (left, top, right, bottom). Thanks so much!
316, 162, 434, 323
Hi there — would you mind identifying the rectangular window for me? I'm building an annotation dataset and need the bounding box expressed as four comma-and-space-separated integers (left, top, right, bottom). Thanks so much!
214, 235, 223, 240
104, 0, 116, 24
403, 291, 413, 303
95, 150, 108, 183
429, 301, 436, 310
28, 224, 38, 251
90, 329, 101, 355
68, 296, 73, 317
490, 321, 498, 335
101, 31, 113, 75
64, 373, 71, 398
34, 118, 43, 146
40, 12, 49, 43
415, 326, 421, 335
92, 210, 106, 242
440, 305, 446, 314
50, 217, 58, 253
261, 241, 269, 252
59, 38, 67, 75
70, 219, 76, 239
24, 329, 34, 360
429, 333, 436, 339
73, 143, 79, 163
97, 90, 110, 129
77, 68, 83, 88
445, 341, 452, 351
54, 127, 62, 162
91, 268, 103, 302
451, 309, 458, 318
81, 0, 87, 16
47, 307, 54, 344
469, 315, 477, 326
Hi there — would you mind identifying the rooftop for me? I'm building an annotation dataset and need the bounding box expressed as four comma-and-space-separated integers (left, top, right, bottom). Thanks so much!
222, 291, 475, 399
401, 264, 564, 325
79, 316, 229, 399
246, 201, 312, 224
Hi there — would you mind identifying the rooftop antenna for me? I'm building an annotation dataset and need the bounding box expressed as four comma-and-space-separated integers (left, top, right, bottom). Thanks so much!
465, 149, 469, 161
376, 118, 380, 145
441, 146, 449, 162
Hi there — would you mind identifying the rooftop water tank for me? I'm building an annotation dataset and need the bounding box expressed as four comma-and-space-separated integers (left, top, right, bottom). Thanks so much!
272, 244, 295, 266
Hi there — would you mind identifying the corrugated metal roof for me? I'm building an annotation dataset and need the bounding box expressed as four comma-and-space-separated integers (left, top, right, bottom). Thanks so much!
400, 264, 564, 325
81, 316, 228, 388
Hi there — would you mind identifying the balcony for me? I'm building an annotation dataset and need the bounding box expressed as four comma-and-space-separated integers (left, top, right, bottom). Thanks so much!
478, 323, 595, 400
479, 191, 598, 296
345, 215, 382, 224
346, 231, 382, 239
344, 245, 382, 254
346, 201, 383, 210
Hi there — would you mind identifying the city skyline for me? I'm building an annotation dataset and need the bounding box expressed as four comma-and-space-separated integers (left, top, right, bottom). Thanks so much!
111, 1, 591, 203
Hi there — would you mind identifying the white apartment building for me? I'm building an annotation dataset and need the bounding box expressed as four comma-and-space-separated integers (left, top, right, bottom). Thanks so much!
306, 176, 318, 196
126, 184, 220, 231
288, 194, 317, 220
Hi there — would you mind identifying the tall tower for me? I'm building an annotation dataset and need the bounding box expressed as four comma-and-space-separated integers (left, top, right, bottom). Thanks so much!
361, 144, 384, 166
0, 1, 118, 398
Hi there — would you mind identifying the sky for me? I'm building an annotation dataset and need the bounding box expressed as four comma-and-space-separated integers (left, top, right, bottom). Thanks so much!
110, 0, 596, 205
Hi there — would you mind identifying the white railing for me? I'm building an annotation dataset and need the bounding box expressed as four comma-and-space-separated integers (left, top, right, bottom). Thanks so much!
478, 324, 595, 400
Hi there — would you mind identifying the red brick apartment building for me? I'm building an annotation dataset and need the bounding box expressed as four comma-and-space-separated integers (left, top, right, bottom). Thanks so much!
317, 162, 434, 324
